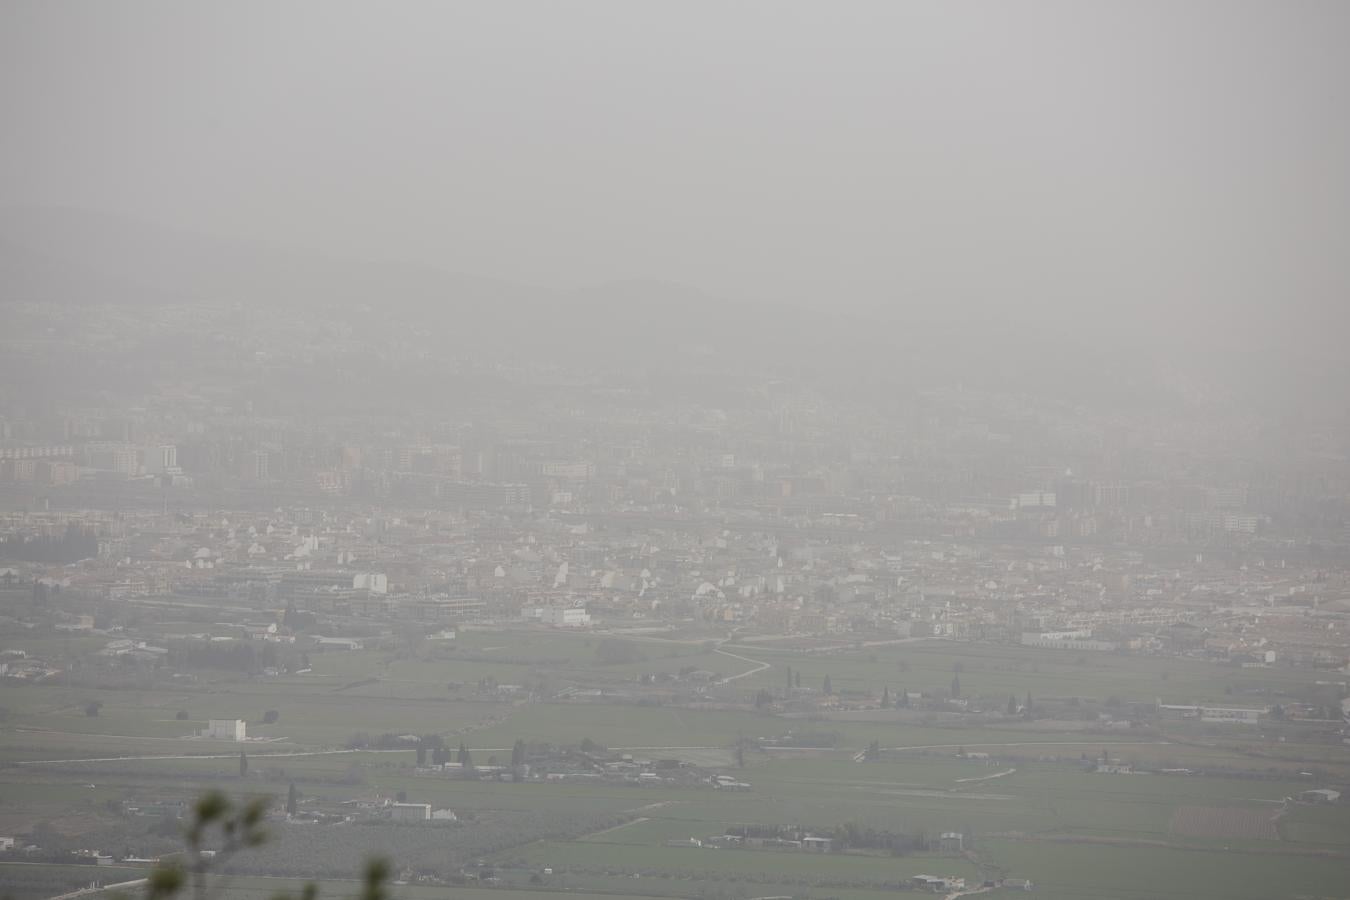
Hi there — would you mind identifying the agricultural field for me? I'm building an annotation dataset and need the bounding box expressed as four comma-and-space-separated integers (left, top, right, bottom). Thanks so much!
3, 628, 1348, 900
977, 838, 1350, 900
1169, 805, 1282, 841
0, 862, 150, 900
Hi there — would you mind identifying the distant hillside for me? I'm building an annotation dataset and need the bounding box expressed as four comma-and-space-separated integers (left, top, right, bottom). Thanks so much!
3, 207, 1338, 413
0, 207, 841, 369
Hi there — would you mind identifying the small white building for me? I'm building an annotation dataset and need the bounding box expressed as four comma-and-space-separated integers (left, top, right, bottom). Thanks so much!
205, 719, 246, 741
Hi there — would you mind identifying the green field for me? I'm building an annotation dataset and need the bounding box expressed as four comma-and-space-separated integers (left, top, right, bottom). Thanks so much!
4, 628, 1349, 900
979, 838, 1350, 900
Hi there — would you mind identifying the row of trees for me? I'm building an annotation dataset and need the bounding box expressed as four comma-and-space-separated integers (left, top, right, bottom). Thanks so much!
798, 674, 1045, 712
166, 639, 308, 674
0, 525, 99, 564
722, 821, 940, 854
413, 735, 486, 771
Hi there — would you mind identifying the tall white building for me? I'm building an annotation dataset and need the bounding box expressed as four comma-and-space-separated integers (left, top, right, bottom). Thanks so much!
145, 444, 180, 475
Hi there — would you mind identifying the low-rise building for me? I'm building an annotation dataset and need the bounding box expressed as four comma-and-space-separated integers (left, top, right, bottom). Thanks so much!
204, 719, 247, 741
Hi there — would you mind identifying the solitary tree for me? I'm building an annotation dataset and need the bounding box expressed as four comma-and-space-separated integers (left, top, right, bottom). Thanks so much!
794, 670, 801, 688
823, 675, 833, 695
950, 675, 961, 698
786, 666, 793, 692
238, 751, 248, 778
1007, 694, 1017, 716
897, 688, 909, 708
286, 782, 299, 816
511, 739, 526, 767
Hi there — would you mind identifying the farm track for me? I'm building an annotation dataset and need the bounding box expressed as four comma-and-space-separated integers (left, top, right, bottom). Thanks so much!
580, 817, 651, 840
954, 768, 1016, 783
885, 740, 1171, 751
995, 831, 1350, 859
713, 648, 771, 684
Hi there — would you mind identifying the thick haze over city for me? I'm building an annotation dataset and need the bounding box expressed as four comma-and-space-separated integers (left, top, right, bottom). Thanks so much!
6, 2, 1350, 341
1, 4, 1349, 900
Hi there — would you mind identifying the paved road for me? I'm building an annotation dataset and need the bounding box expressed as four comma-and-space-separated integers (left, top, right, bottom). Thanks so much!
886, 740, 1170, 751
18, 745, 728, 765
46, 878, 147, 900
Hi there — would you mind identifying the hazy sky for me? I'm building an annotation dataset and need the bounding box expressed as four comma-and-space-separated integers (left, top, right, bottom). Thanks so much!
3, 1, 1347, 337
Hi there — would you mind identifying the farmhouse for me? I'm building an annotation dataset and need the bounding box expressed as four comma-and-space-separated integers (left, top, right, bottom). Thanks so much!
203, 719, 246, 741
